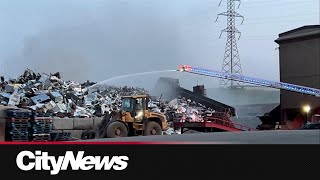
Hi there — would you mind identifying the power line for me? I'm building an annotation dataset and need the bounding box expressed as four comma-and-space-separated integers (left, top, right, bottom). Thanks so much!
242, 0, 289, 4
240, 39, 273, 41
242, 35, 275, 38
242, 1, 315, 8
234, 37, 274, 40
218, 0, 315, 8
241, 0, 315, 5
216, 18, 316, 25
211, 12, 320, 22
245, 12, 319, 21
217, 36, 275, 40
243, 19, 315, 25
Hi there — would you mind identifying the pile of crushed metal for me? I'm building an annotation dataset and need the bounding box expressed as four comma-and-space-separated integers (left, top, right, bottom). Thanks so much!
0, 69, 148, 118
165, 97, 216, 122
0, 69, 212, 125
150, 97, 217, 135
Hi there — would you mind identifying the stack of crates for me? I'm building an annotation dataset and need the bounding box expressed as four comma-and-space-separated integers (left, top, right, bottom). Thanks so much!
5, 109, 32, 142
50, 132, 72, 141
30, 112, 53, 142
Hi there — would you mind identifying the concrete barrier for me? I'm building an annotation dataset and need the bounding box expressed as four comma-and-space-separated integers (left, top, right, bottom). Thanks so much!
36, 117, 103, 140
73, 118, 94, 130
53, 118, 74, 130
52, 117, 101, 130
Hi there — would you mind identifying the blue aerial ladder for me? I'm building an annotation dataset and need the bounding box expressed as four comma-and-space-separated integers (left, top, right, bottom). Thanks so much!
177, 65, 320, 98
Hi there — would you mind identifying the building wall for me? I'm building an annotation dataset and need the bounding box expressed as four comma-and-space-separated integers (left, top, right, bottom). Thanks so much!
279, 38, 320, 114
280, 38, 320, 124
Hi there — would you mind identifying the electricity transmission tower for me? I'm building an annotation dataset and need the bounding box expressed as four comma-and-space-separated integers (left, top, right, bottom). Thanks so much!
216, 0, 244, 88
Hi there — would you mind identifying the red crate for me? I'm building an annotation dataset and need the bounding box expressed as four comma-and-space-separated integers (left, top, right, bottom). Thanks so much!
34, 117, 53, 122
6, 117, 31, 123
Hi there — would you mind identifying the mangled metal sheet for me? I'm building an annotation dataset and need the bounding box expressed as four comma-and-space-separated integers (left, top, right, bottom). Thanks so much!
45, 100, 56, 110
43, 79, 53, 89
66, 93, 81, 102
168, 98, 178, 109
31, 93, 51, 104
4, 85, 14, 93
53, 103, 67, 113
30, 103, 45, 111
0, 92, 11, 99
8, 93, 21, 106
50, 91, 64, 103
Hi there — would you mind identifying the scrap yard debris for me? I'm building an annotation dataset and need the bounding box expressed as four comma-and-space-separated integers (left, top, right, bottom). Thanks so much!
165, 97, 216, 123
0, 69, 215, 126
0, 69, 148, 118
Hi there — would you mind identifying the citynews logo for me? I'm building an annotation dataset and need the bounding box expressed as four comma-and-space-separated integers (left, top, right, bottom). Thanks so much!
16, 151, 129, 175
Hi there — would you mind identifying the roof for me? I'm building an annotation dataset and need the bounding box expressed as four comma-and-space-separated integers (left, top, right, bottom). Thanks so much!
178, 87, 236, 116
275, 25, 320, 44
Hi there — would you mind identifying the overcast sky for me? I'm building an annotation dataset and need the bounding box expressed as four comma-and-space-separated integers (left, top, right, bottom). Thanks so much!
0, 0, 319, 90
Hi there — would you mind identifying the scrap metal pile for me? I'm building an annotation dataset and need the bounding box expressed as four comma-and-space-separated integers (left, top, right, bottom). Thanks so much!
153, 97, 217, 135
0, 69, 217, 124
0, 69, 148, 118
163, 97, 216, 123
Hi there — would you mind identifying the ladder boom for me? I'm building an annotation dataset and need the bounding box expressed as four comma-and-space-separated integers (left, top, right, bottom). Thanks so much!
177, 65, 320, 97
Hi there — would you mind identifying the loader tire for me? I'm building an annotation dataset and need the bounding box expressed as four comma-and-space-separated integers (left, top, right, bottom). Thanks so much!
144, 121, 162, 136
106, 121, 128, 138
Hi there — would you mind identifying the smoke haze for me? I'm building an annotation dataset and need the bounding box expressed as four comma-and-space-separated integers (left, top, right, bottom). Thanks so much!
0, 0, 318, 89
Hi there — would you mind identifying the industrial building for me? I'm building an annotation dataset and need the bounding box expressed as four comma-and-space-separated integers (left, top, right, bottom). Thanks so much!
275, 25, 320, 127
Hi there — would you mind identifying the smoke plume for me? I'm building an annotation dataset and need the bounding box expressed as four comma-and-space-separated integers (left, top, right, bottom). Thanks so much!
5, 1, 182, 83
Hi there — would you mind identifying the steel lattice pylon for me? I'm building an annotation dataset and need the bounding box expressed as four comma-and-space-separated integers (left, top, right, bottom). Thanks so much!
216, 0, 244, 88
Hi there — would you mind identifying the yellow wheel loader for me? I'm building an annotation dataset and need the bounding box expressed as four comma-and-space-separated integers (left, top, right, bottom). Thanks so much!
96, 95, 169, 138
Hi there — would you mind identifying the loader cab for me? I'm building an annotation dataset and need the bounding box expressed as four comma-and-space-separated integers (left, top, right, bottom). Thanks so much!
121, 95, 149, 121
